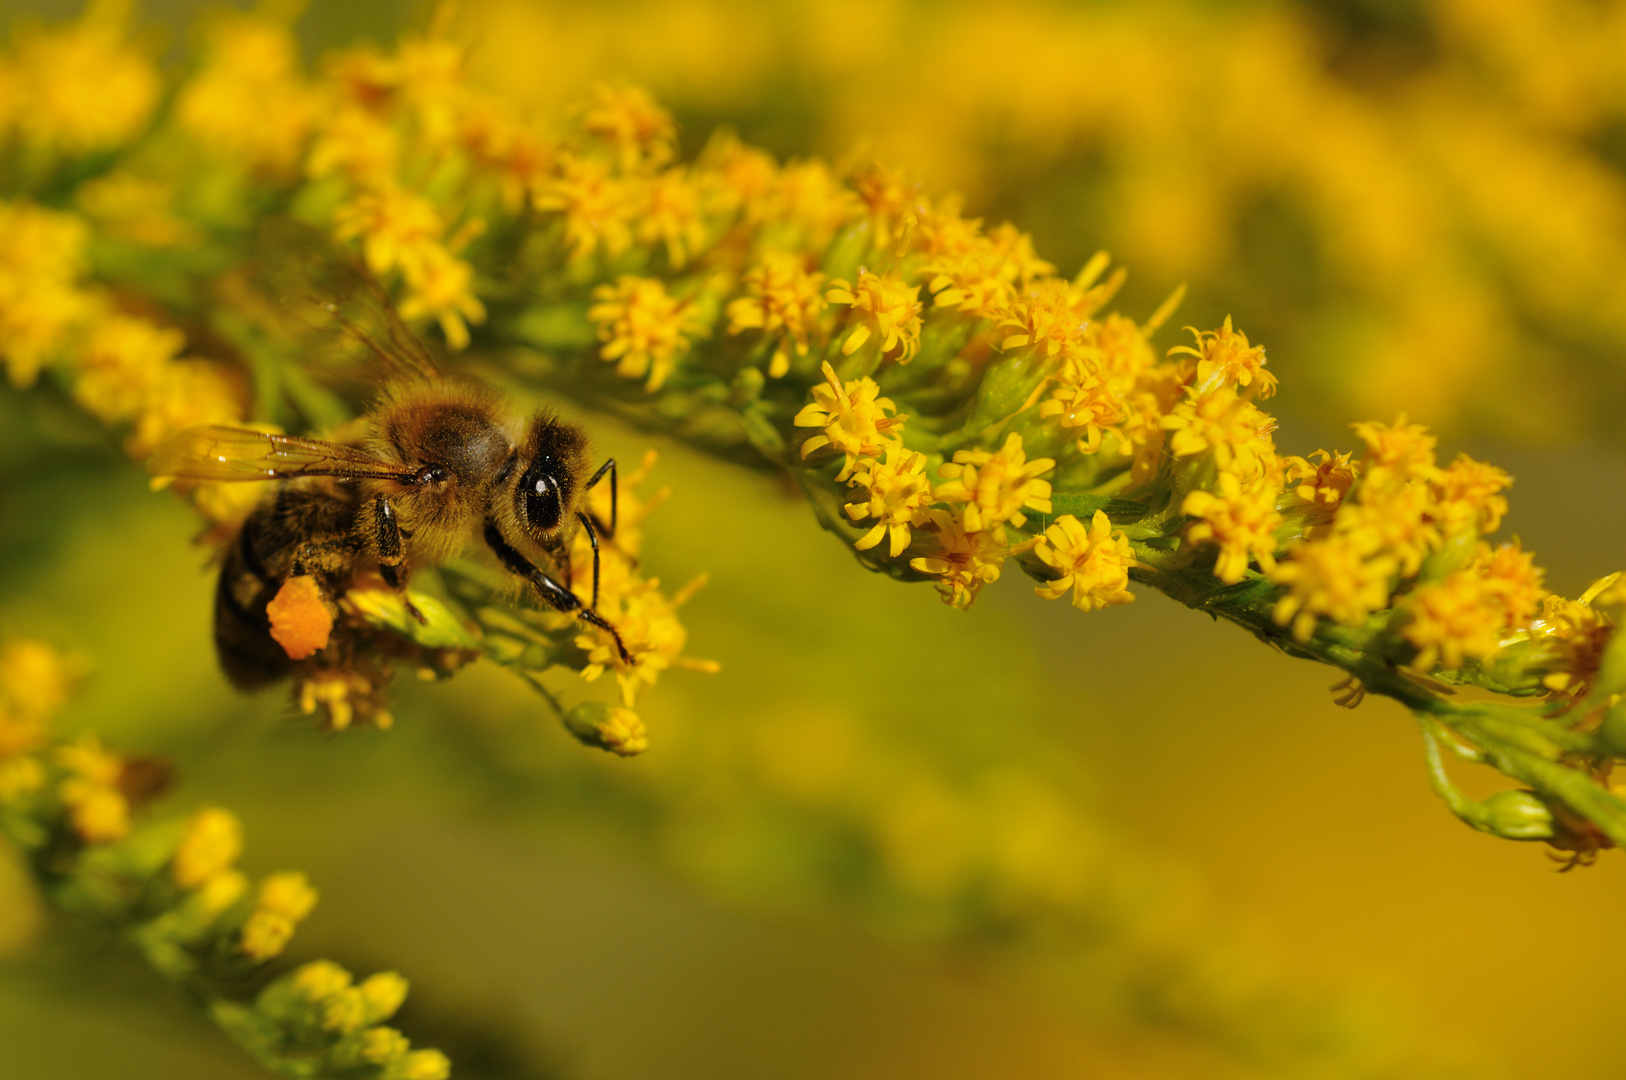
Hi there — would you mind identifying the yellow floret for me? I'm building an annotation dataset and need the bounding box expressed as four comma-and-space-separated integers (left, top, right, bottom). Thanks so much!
1181, 470, 1283, 584
910, 508, 1013, 610
826, 269, 923, 362
844, 442, 935, 558
726, 250, 827, 377
934, 433, 1055, 537
587, 275, 708, 391
1031, 511, 1138, 611
172, 808, 243, 889
1271, 535, 1397, 641
791, 361, 907, 480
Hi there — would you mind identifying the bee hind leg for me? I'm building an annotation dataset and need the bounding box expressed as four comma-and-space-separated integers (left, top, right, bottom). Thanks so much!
372, 494, 426, 625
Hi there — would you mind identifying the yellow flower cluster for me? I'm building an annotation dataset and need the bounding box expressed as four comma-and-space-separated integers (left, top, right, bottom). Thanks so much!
166, 807, 319, 962
844, 444, 934, 558
0, 644, 133, 842
793, 362, 907, 480
1270, 416, 1520, 658
934, 433, 1055, 540
0, 202, 89, 389
0, 643, 324, 960
455, 0, 1626, 443
726, 251, 828, 378
175, 10, 317, 176
0, 640, 71, 765
0, 199, 240, 455
133, 12, 494, 350
794, 358, 1076, 609
1182, 470, 1282, 584
926, 214, 1055, 319
1399, 544, 1543, 674
235, 960, 449, 1079
0, 0, 159, 156
240, 871, 320, 961
1526, 575, 1622, 700
588, 275, 709, 390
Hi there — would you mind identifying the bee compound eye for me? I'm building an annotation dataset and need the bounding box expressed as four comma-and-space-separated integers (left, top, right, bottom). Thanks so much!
522, 470, 563, 532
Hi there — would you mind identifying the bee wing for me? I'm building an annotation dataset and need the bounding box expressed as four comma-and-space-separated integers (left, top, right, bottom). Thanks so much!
255, 217, 441, 383
148, 425, 421, 483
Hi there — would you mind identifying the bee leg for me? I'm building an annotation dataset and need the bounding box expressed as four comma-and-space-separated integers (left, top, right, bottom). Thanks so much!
575, 511, 602, 609
290, 534, 359, 582
484, 521, 630, 664
585, 457, 617, 537
372, 494, 426, 625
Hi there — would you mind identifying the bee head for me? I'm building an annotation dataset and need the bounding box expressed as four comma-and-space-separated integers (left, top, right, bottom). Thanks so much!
512, 411, 586, 542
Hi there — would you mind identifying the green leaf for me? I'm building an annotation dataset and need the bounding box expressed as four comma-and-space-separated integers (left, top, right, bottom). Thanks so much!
1050, 492, 1149, 522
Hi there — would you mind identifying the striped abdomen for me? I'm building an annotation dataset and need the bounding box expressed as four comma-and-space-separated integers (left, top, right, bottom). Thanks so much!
212, 485, 362, 690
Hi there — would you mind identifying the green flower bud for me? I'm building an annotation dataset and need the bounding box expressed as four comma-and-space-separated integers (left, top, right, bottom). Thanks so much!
357, 971, 409, 1025
329, 1025, 410, 1068
562, 701, 649, 756
1479, 789, 1554, 841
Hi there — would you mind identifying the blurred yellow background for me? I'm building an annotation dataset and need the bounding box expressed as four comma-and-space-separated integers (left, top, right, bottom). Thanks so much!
4, 2, 1626, 1079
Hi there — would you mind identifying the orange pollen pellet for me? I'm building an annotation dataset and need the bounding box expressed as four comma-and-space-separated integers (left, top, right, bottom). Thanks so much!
266, 575, 334, 660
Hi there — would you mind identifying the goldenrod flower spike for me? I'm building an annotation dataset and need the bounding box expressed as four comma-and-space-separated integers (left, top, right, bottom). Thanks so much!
0, 645, 450, 1076
5, 6, 1625, 875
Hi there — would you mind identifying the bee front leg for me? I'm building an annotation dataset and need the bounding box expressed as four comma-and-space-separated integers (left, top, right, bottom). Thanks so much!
373, 494, 426, 625
575, 511, 602, 609
484, 521, 630, 663
585, 457, 617, 537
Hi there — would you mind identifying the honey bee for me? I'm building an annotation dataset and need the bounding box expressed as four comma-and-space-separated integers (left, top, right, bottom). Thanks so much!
150, 221, 628, 695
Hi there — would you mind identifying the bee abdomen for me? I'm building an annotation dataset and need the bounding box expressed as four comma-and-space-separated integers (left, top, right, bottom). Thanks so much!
213, 515, 293, 690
